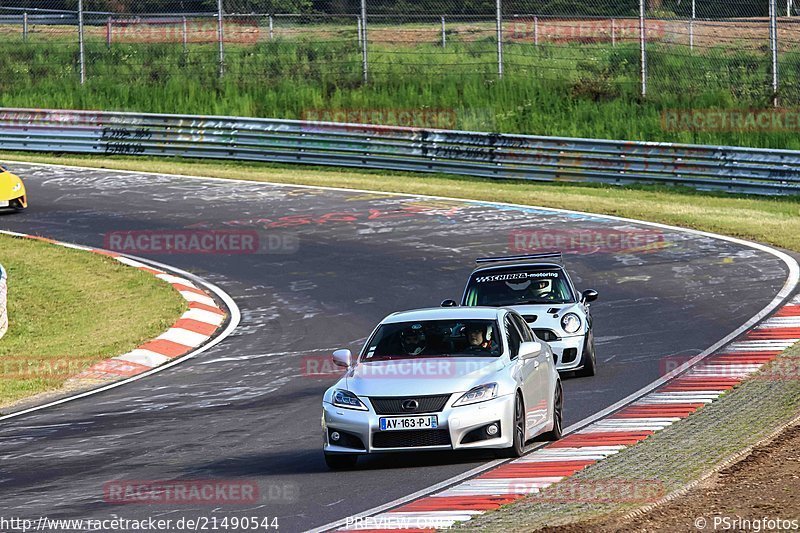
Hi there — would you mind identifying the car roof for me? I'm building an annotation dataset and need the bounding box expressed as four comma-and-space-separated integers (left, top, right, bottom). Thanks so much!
470, 262, 565, 275
382, 307, 505, 324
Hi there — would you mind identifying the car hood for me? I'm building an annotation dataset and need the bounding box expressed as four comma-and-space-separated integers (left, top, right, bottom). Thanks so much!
0, 171, 24, 199
344, 357, 505, 397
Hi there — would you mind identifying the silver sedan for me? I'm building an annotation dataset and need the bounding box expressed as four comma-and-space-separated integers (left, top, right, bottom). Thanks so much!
321, 307, 563, 469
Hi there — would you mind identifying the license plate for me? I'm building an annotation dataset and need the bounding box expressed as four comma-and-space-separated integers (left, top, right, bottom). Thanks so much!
379, 415, 438, 431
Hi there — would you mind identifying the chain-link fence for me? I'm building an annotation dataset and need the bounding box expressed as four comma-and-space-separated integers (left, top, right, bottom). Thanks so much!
0, 1, 797, 140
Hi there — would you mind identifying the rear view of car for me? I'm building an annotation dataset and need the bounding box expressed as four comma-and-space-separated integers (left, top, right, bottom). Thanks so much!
0, 165, 27, 211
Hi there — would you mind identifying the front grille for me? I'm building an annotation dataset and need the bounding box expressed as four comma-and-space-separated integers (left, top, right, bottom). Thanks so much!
369, 394, 451, 415
372, 429, 452, 448
534, 329, 560, 342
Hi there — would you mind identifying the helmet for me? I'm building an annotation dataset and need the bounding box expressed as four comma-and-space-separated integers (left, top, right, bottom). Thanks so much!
401, 325, 427, 355
465, 322, 492, 343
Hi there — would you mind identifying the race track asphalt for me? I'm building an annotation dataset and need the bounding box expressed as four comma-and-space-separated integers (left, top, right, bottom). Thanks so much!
0, 163, 790, 532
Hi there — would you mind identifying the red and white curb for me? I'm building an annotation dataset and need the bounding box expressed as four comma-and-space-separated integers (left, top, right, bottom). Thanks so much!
0, 230, 239, 420
330, 293, 800, 532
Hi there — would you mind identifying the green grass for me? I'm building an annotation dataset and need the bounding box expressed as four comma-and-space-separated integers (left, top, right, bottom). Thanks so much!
8, 152, 800, 253
0, 233, 187, 409
2, 31, 800, 149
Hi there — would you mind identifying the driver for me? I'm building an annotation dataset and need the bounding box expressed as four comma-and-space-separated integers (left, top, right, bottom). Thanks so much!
465, 323, 492, 351
400, 326, 426, 356
530, 279, 554, 300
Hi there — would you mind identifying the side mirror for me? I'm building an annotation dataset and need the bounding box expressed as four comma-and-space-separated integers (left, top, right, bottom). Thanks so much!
332, 349, 353, 368
519, 341, 543, 360
581, 289, 599, 304
440, 299, 458, 307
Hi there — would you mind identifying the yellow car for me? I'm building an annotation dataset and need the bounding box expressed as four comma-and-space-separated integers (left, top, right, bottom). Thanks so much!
0, 165, 27, 210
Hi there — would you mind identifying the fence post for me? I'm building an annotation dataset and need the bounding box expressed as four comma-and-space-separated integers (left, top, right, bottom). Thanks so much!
689, 0, 695, 51
441, 15, 446, 48
357, 16, 362, 51
639, 0, 647, 97
534, 15, 538, 46
23, 12, 28, 42
217, 0, 225, 78
182, 16, 188, 53
361, 0, 368, 84
771, 0, 779, 107
78, 0, 85, 84
789, 0, 793, 16
106, 17, 112, 49
496, 0, 503, 78
269, 14, 274, 40
611, 18, 616, 46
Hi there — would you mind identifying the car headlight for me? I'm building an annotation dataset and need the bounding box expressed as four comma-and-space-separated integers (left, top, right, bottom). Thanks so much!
332, 389, 368, 411
11, 182, 21, 192
453, 383, 498, 407
561, 313, 582, 334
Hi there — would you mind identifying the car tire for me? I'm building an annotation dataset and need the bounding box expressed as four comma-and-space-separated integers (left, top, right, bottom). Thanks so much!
497, 393, 526, 458
541, 382, 563, 441
324, 453, 359, 470
574, 332, 596, 378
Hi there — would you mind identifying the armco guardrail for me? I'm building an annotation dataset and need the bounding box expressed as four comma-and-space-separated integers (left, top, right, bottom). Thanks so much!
0, 107, 799, 196
0, 264, 8, 340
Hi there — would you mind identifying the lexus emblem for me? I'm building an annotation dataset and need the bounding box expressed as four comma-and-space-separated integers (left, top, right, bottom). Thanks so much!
401, 399, 419, 411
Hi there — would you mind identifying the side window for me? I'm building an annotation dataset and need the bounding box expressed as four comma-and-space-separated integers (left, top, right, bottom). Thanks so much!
505, 316, 522, 359
511, 314, 534, 343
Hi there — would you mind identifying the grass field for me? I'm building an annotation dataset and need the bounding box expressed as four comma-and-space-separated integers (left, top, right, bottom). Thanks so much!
0, 233, 186, 409
1, 21, 799, 149
7, 153, 800, 254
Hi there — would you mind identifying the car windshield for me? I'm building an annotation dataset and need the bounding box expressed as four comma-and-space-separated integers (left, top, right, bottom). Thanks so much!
362, 319, 503, 361
463, 268, 574, 306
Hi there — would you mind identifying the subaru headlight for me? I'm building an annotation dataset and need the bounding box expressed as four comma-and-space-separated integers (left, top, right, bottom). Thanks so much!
453, 383, 498, 407
561, 313, 582, 334
332, 389, 368, 411
11, 182, 21, 192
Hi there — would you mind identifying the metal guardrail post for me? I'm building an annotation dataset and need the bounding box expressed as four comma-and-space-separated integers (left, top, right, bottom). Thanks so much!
496, 0, 504, 78
639, 0, 647, 97
771, 0, 780, 107
361, 0, 368, 84
23, 12, 28, 42
78, 0, 85, 85
217, 0, 225, 78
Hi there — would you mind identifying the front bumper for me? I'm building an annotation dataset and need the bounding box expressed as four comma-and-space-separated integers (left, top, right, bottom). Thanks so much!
322, 393, 516, 454
551, 335, 586, 371
0, 195, 27, 209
